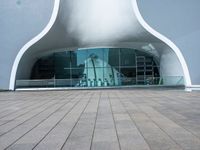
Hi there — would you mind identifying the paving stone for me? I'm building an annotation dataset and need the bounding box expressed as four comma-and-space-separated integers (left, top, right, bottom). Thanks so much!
110, 98, 150, 150
33, 93, 92, 150
91, 97, 120, 150
0, 89, 199, 150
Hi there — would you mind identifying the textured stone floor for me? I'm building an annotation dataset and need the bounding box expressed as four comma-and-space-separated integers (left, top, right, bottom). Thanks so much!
0, 89, 200, 150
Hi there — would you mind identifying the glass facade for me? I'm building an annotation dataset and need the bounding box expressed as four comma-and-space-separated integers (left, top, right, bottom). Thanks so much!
28, 48, 160, 88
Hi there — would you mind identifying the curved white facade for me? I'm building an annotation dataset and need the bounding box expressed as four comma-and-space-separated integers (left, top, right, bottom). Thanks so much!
1, 0, 199, 90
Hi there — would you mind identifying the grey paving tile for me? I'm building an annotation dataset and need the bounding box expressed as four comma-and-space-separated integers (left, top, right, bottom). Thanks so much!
61, 93, 99, 150
7, 98, 82, 150
0, 95, 78, 149
0, 100, 49, 126
0, 89, 199, 150
33, 95, 92, 150
110, 98, 150, 150
91, 95, 120, 150
0, 100, 57, 136
0, 101, 25, 112
139, 105, 200, 150
0, 101, 37, 118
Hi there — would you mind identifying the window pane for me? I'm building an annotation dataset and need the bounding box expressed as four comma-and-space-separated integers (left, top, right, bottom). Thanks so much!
87, 48, 104, 67
120, 48, 135, 67
54, 52, 70, 79
106, 48, 120, 67
71, 50, 87, 68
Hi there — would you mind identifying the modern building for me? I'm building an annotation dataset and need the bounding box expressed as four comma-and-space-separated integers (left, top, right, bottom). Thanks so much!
0, 0, 200, 90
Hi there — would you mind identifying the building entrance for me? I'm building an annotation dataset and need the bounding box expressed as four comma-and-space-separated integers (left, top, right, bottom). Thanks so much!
25, 48, 160, 88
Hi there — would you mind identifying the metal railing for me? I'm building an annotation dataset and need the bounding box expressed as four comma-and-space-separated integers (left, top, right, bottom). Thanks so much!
15, 76, 184, 89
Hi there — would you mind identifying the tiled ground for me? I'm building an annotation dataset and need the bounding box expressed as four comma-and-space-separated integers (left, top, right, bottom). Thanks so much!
0, 89, 200, 150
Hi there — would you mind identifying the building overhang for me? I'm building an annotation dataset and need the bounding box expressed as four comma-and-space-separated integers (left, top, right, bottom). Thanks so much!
9, 0, 191, 90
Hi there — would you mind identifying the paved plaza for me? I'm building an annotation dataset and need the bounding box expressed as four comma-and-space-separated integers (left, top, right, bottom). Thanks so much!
0, 89, 200, 150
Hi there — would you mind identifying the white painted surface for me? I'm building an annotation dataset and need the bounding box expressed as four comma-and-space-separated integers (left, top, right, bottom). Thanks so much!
131, 0, 191, 87
9, 0, 192, 90
9, 0, 60, 90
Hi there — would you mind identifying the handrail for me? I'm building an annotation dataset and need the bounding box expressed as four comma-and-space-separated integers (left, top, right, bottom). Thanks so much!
16, 76, 184, 88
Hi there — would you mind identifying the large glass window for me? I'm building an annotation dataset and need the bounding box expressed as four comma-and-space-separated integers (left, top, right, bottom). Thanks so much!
29, 48, 160, 88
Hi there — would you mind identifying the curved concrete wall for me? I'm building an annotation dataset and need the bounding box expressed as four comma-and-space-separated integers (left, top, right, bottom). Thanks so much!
0, 0, 199, 90
138, 0, 200, 85
11, 0, 189, 90
0, 0, 54, 89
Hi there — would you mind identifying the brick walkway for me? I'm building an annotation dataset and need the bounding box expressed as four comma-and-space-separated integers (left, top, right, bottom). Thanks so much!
0, 89, 200, 150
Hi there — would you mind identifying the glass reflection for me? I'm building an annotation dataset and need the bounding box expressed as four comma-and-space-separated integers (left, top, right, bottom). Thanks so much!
31, 48, 160, 87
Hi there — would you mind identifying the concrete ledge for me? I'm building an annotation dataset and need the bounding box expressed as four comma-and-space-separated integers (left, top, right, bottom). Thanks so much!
186, 85, 200, 91
15, 85, 185, 92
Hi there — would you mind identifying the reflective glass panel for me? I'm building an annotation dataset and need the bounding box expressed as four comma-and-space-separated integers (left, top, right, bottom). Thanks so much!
29, 48, 160, 88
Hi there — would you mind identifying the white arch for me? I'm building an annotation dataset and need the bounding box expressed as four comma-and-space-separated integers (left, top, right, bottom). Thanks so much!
131, 0, 191, 87
9, 0, 192, 90
9, 0, 60, 90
